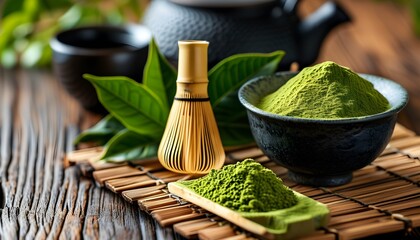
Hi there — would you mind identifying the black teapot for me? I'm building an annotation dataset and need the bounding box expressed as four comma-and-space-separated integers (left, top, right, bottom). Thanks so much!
142, 0, 351, 69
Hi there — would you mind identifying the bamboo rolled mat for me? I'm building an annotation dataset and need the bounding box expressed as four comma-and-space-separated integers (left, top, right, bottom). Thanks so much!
67, 124, 420, 240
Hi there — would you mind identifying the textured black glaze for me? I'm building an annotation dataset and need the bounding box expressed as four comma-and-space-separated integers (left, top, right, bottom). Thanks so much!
239, 73, 408, 186
142, 0, 350, 69
50, 25, 151, 114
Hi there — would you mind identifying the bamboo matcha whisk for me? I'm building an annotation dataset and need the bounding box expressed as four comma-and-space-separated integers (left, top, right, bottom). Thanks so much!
158, 40, 225, 174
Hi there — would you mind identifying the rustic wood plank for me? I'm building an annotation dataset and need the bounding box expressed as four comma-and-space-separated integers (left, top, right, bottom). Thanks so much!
0, 70, 161, 239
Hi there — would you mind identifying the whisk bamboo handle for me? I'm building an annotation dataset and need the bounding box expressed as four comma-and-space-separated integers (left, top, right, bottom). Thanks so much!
177, 40, 209, 83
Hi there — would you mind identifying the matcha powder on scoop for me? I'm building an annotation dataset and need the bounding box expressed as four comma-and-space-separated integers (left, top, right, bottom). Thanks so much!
258, 61, 390, 119
182, 159, 298, 212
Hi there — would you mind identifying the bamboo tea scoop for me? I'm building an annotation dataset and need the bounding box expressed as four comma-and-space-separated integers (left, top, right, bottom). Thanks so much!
158, 40, 225, 174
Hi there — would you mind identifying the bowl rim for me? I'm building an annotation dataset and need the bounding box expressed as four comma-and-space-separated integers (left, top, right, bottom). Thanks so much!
238, 71, 409, 124
49, 24, 151, 56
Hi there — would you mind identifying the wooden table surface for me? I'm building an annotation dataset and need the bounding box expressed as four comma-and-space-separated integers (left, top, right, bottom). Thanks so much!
1, 0, 420, 239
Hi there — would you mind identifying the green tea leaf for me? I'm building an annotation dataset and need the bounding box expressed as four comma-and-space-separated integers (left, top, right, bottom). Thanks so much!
143, 38, 177, 107
218, 123, 254, 146
84, 74, 168, 138
208, 51, 285, 108
74, 114, 125, 145
101, 129, 158, 162
215, 91, 255, 146
209, 51, 284, 145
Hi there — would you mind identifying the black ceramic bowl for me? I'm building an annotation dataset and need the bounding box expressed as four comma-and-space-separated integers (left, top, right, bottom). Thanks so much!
50, 25, 151, 114
238, 72, 408, 186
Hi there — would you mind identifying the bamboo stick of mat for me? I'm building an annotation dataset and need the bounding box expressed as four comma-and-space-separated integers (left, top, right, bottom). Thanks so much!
173, 218, 220, 239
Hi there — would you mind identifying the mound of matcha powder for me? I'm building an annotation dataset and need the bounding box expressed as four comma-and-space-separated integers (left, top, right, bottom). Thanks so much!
182, 159, 297, 212
258, 61, 390, 119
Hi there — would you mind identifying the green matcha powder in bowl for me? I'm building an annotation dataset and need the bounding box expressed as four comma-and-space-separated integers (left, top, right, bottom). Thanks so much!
258, 61, 390, 119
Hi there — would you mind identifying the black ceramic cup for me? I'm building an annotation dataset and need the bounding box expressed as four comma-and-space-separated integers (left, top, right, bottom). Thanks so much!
50, 25, 151, 114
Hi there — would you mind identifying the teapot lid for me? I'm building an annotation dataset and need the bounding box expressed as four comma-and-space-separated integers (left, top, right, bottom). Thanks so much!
169, 0, 275, 8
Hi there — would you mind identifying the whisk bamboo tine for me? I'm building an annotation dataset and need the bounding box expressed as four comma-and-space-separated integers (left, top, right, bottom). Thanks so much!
158, 40, 225, 174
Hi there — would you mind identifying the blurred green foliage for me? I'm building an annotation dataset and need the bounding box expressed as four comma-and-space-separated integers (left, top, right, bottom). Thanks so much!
0, 0, 142, 68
